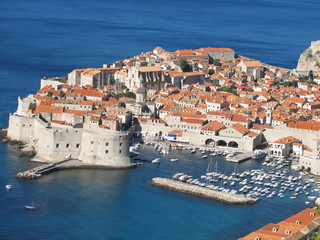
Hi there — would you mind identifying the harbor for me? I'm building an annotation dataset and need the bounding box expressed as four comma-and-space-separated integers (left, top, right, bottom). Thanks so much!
132, 142, 320, 207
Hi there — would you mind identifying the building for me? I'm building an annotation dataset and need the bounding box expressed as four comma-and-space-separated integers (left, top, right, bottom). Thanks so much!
239, 208, 320, 240
269, 136, 300, 157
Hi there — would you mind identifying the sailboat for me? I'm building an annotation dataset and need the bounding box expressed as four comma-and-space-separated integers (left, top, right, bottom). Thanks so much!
25, 201, 36, 210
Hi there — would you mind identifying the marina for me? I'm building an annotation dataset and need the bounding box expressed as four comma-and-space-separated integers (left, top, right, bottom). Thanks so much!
137, 143, 320, 206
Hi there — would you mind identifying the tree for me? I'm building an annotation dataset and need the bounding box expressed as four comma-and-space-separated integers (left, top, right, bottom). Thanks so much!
309, 70, 314, 81
179, 59, 192, 72
208, 69, 215, 75
114, 92, 136, 99
193, 63, 199, 71
121, 85, 127, 90
110, 78, 116, 84
47, 92, 53, 97
218, 86, 238, 95
59, 90, 65, 99
213, 59, 222, 66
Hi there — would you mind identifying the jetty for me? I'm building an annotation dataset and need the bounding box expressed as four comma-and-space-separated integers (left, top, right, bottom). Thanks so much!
226, 152, 252, 163
16, 159, 136, 179
151, 177, 258, 205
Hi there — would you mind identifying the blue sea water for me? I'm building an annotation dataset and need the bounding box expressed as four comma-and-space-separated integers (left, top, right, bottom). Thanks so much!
0, 0, 320, 239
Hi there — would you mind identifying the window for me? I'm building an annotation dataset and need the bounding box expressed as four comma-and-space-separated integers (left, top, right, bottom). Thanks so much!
106, 143, 109, 146
105, 150, 108, 154
285, 230, 291, 235
56, 144, 60, 148
295, 220, 301, 225
91, 141, 94, 144
76, 144, 80, 148
272, 228, 277, 232
66, 144, 70, 148
119, 150, 122, 154
120, 143, 122, 146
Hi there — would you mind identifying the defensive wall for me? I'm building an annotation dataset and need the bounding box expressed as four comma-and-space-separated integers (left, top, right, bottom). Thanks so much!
7, 113, 132, 167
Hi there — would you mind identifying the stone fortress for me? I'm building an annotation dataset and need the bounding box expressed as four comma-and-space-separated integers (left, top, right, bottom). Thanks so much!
7, 96, 133, 168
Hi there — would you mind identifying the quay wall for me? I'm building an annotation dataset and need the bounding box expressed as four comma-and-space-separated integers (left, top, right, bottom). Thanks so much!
152, 178, 257, 205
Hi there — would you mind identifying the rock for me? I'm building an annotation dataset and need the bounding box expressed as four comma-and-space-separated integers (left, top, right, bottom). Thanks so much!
296, 40, 320, 74
0, 129, 7, 138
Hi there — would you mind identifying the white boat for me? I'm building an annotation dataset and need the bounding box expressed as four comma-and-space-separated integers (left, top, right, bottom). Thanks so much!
308, 196, 316, 200
170, 158, 178, 162
202, 155, 208, 159
6, 185, 12, 190
152, 158, 160, 164
25, 201, 36, 210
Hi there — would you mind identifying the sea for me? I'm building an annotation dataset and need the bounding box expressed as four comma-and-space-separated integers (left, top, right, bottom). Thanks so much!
0, 0, 320, 239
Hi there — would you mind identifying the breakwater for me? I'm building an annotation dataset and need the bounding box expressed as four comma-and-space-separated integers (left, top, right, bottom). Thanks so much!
151, 177, 258, 205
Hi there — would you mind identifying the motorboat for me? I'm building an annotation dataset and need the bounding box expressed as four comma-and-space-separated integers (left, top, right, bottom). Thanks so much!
152, 158, 160, 164
6, 185, 12, 190
170, 158, 178, 162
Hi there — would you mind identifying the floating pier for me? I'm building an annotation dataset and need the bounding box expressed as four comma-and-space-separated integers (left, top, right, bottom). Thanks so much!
151, 177, 258, 205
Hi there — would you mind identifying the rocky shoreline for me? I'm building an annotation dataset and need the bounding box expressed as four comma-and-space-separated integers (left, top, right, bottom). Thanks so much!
152, 177, 258, 205
1, 128, 36, 157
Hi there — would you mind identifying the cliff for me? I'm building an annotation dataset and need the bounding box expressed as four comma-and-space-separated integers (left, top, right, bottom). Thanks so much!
296, 40, 320, 74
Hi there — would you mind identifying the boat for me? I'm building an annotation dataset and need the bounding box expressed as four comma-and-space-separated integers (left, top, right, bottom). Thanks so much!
202, 155, 208, 159
170, 158, 178, 162
152, 158, 160, 164
252, 150, 266, 160
25, 202, 36, 210
6, 185, 12, 190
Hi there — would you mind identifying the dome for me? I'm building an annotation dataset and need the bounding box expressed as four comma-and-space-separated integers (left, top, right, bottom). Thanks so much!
244, 109, 252, 116
137, 86, 148, 95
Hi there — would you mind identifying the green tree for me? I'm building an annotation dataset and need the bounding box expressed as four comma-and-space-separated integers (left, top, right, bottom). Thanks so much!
218, 86, 238, 95
59, 90, 65, 98
213, 59, 222, 66
110, 78, 116, 84
208, 69, 215, 75
193, 63, 199, 71
121, 85, 127, 90
179, 59, 192, 72
47, 92, 53, 97
114, 92, 136, 99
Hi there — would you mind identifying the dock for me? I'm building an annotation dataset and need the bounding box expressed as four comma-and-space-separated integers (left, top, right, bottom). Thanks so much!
151, 177, 258, 205
16, 159, 136, 179
226, 152, 252, 163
